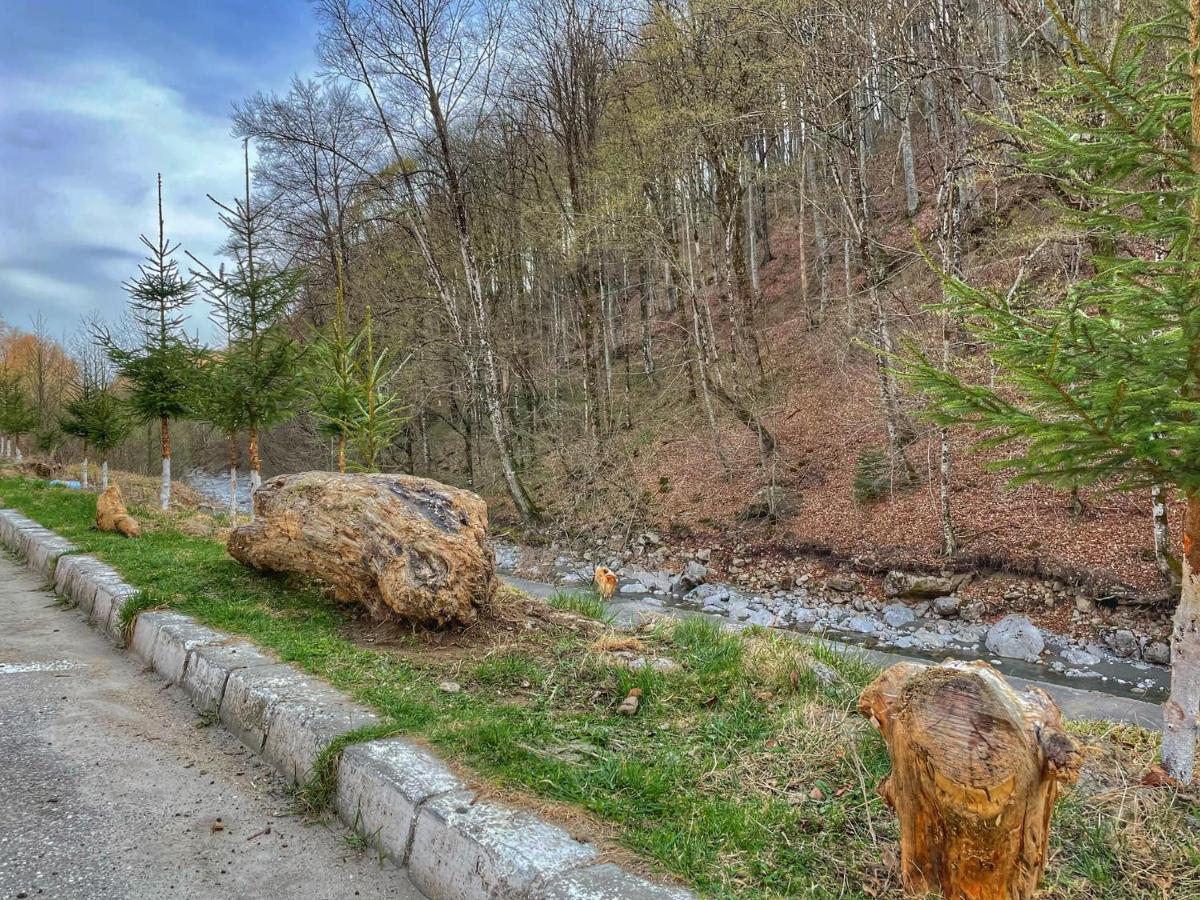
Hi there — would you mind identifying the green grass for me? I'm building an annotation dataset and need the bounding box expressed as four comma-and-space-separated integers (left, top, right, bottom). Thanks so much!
1, 473, 1196, 899
546, 588, 614, 623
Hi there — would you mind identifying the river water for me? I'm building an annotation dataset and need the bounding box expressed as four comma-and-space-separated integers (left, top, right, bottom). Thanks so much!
185, 469, 253, 514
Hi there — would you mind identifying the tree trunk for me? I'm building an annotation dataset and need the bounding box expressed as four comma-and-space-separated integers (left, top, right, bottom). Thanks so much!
248, 426, 261, 522
337, 432, 347, 474
160, 415, 171, 511
1152, 484, 1173, 580
860, 661, 1083, 899
228, 433, 240, 526
81, 455, 89, 490
900, 100, 920, 218
1162, 490, 1200, 782
101, 460, 109, 491
939, 427, 957, 556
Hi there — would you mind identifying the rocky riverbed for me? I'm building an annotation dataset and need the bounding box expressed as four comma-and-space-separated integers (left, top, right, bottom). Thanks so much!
495, 541, 1171, 704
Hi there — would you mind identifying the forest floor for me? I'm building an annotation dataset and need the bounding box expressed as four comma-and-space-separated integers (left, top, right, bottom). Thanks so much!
2, 471, 1197, 899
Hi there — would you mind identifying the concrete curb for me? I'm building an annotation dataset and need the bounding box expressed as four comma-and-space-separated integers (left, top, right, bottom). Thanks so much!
0, 509, 692, 900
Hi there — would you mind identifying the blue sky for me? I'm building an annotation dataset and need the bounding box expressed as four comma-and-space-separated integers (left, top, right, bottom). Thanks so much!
0, 0, 318, 344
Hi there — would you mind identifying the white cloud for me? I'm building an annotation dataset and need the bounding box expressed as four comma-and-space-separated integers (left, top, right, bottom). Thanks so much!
0, 59, 253, 341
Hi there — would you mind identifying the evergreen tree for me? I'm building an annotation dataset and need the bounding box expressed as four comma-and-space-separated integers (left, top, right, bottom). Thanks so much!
306, 263, 409, 473
345, 308, 409, 471
194, 346, 250, 522
0, 370, 37, 459
191, 142, 303, 513
62, 385, 130, 490
901, 4, 1200, 781
306, 268, 359, 474
60, 375, 98, 487
107, 174, 197, 510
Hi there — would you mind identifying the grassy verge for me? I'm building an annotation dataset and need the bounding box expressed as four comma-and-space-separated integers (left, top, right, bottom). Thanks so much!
1, 473, 1197, 898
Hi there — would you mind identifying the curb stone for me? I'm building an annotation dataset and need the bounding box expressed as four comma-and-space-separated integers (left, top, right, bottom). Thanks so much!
0, 508, 693, 900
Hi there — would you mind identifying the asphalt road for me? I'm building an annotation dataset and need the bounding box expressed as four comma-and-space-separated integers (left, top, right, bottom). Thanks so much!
0, 553, 424, 900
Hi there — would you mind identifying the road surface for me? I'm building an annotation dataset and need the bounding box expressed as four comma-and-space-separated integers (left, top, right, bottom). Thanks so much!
0, 553, 424, 900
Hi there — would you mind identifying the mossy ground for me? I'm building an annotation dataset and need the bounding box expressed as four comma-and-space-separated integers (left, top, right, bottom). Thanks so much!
1, 472, 1197, 898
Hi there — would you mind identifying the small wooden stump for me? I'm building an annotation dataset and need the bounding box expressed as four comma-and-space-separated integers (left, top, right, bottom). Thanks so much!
858, 661, 1083, 900
95, 485, 141, 538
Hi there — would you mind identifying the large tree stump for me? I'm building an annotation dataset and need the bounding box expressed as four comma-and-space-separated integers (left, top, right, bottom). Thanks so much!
858, 661, 1083, 899
227, 472, 496, 628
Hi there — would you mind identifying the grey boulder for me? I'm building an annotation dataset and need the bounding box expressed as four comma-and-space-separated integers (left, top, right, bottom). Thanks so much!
881, 604, 916, 628
985, 615, 1044, 662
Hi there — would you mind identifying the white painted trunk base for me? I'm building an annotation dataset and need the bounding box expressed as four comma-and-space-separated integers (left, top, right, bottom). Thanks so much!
1162, 562, 1200, 782
229, 466, 239, 525
161, 457, 171, 511
249, 469, 261, 522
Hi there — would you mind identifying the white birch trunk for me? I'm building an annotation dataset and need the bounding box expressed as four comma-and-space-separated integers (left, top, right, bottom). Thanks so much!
939, 427, 957, 556
1152, 484, 1173, 579
900, 104, 920, 218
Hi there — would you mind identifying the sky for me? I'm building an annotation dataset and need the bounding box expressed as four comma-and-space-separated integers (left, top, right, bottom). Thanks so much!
0, 0, 319, 345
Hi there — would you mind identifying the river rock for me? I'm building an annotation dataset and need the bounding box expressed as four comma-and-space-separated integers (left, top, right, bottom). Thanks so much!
620, 582, 650, 595
882, 603, 916, 628
685, 583, 730, 604
1143, 641, 1171, 666
790, 607, 819, 625
960, 600, 986, 623
882, 570, 970, 598
827, 575, 861, 593
809, 661, 842, 686
227, 471, 495, 628
622, 568, 672, 593
1062, 647, 1101, 668
670, 561, 708, 597
985, 615, 1044, 662
493, 544, 520, 570
1103, 628, 1139, 658
933, 596, 961, 618
844, 615, 878, 634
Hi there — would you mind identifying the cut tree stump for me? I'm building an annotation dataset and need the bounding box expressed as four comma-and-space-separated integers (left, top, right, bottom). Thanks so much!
858, 661, 1083, 900
95, 485, 141, 538
227, 471, 496, 628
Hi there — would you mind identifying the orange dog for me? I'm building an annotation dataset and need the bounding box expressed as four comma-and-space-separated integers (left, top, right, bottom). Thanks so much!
593, 566, 618, 600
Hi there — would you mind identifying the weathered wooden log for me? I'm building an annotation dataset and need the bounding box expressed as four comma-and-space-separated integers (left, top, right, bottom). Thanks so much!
95, 484, 141, 538
227, 471, 496, 628
858, 661, 1083, 900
